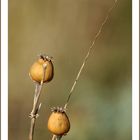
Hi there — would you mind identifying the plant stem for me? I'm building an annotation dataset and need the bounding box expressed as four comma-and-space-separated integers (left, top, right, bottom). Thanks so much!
29, 117, 36, 140
52, 135, 56, 140
51, 135, 62, 140
64, 0, 118, 110
29, 63, 47, 140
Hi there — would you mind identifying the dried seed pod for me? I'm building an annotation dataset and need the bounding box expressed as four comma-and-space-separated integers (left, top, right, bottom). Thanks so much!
48, 107, 70, 135
29, 54, 54, 83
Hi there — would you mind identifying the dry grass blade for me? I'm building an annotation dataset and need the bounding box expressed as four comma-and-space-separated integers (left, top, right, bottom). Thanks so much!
64, 0, 118, 110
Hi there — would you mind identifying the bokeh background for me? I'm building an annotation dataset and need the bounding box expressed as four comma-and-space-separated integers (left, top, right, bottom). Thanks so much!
9, 0, 131, 140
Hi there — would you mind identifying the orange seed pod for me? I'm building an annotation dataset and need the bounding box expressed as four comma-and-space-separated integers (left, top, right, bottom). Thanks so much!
48, 107, 70, 136
29, 54, 54, 83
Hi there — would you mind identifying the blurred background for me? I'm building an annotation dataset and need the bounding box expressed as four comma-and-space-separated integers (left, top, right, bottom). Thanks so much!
9, 0, 131, 140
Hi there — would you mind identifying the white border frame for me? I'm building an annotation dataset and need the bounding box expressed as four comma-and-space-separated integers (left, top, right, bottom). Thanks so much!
132, 0, 139, 140
1, 0, 8, 140
1, 0, 139, 140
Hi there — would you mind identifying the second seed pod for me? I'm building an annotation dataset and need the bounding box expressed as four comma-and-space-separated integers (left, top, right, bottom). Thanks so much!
48, 107, 70, 136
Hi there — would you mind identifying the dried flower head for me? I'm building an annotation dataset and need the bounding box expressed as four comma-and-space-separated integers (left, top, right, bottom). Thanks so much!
48, 107, 70, 136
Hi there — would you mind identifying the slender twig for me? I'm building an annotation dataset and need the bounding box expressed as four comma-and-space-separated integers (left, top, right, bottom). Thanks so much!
29, 63, 47, 140
51, 135, 62, 140
56, 136, 62, 140
52, 135, 57, 140
64, 0, 118, 110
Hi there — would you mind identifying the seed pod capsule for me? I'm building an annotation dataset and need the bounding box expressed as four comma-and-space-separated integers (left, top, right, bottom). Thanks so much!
29, 54, 54, 83
48, 107, 70, 136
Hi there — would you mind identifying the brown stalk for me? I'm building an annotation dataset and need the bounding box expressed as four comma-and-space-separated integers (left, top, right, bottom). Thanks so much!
51, 135, 57, 140
29, 63, 47, 140
64, 0, 118, 110
51, 135, 62, 140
